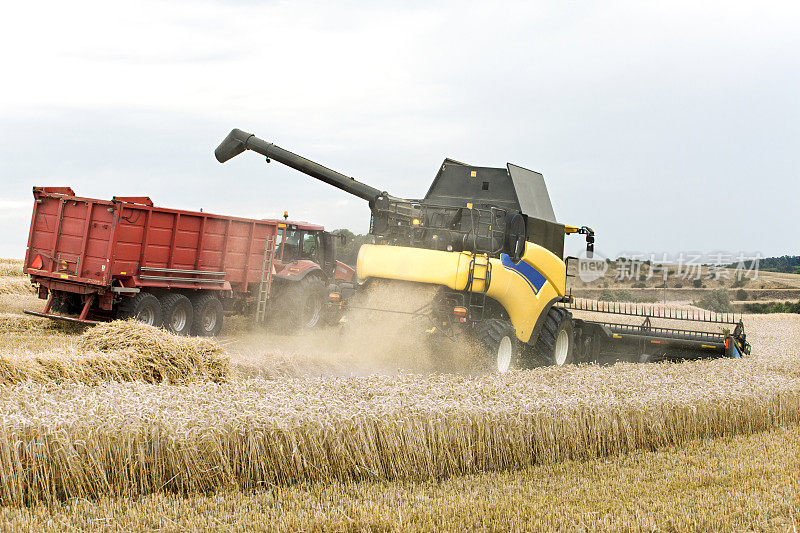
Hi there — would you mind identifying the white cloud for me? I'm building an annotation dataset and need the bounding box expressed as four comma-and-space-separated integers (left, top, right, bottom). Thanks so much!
0, 0, 798, 259
0, 199, 29, 210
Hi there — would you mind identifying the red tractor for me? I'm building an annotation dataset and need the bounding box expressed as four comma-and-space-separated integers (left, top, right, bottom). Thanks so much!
259, 217, 356, 330
23, 187, 355, 335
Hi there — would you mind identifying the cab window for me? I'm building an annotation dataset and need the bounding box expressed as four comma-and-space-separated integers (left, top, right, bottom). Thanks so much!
281, 229, 302, 262
302, 232, 321, 262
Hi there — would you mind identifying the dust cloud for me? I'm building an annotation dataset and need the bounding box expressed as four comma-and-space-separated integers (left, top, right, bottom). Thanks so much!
222, 281, 487, 378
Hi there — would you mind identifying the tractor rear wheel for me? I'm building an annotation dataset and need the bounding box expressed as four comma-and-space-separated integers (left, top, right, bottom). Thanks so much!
477, 318, 522, 373
281, 277, 327, 331
160, 293, 193, 336
532, 307, 574, 366
190, 294, 224, 337
118, 292, 162, 327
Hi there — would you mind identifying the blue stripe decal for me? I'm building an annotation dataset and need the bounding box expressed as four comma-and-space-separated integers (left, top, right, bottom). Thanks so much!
500, 253, 547, 294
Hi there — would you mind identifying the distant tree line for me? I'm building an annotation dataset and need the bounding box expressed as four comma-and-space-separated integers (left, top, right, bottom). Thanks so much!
743, 300, 800, 314
728, 255, 800, 274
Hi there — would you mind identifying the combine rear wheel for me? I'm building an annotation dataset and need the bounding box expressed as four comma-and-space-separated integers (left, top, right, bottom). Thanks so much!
160, 293, 193, 336
191, 294, 224, 337
478, 318, 522, 373
532, 307, 574, 366
118, 292, 162, 327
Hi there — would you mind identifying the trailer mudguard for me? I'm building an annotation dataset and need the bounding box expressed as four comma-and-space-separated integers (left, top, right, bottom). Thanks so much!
357, 242, 567, 343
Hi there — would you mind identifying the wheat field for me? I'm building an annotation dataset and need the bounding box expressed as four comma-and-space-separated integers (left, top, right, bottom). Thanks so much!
1, 356, 798, 505
0, 317, 228, 385
0, 259, 24, 277
2, 425, 797, 532
0, 259, 799, 529
0, 259, 33, 296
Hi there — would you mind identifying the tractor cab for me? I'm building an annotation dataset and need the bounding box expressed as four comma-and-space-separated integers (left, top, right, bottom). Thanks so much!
270, 221, 352, 283
279, 227, 323, 264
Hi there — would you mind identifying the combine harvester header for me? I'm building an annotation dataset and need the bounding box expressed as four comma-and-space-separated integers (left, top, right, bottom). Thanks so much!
216, 128, 750, 370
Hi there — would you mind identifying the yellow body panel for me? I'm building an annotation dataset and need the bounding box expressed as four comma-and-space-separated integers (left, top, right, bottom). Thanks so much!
357, 242, 567, 344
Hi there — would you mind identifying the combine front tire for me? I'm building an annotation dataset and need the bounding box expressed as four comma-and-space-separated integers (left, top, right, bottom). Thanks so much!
532, 307, 574, 366
191, 294, 224, 337
478, 318, 522, 373
160, 293, 193, 336
118, 292, 162, 327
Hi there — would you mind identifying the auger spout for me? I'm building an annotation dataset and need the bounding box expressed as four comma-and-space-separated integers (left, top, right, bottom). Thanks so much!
215, 128, 389, 204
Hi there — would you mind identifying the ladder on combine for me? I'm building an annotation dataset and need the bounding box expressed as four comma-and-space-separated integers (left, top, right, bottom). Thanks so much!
466, 253, 492, 321
255, 235, 276, 324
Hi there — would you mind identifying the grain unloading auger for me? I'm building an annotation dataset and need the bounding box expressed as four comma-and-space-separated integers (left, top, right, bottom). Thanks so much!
216, 128, 750, 370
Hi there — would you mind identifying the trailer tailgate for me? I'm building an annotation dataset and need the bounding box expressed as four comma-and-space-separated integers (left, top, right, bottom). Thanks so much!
24, 187, 116, 286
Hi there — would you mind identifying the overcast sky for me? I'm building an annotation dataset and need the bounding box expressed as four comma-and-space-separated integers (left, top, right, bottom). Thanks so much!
1, 0, 797, 260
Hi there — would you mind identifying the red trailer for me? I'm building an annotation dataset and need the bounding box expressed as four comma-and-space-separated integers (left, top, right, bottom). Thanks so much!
23, 187, 355, 335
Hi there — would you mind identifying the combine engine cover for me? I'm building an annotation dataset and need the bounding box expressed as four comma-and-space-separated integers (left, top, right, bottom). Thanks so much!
357, 241, 567, 344
371, 159, 566, 259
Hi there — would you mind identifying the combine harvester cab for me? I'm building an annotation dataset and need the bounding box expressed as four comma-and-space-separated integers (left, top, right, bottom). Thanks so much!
215, 128, 750, 370
23, 186, 354, 335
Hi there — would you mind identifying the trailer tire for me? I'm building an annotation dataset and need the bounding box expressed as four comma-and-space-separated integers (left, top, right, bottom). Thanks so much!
190, 294, 224, 337
281, 276, 327, 331
160, 293, 193, 336
477, 318, 522, 373
532, 307, 574, 366
118, 292, 162, 327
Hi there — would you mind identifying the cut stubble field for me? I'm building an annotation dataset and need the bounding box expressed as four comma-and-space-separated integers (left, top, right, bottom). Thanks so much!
0, 258, 799, 530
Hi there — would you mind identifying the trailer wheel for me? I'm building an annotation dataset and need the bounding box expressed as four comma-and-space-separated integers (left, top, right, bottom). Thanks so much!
191, 294, 224, 337
160, 293, 194, 336
118, 292, 162, 327
532, 307, 574, 366
282, 276, 327, 331
477, 318, 522, 373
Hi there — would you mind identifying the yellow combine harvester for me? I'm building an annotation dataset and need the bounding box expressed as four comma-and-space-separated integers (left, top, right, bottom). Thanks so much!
216, 129, 750, 371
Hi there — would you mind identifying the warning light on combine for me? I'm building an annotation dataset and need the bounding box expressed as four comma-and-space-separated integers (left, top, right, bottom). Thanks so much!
412, 218, 420, 226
